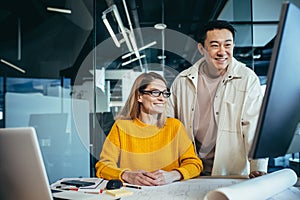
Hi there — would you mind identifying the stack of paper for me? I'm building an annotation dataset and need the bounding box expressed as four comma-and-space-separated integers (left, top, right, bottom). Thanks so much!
106, 189, 133, 197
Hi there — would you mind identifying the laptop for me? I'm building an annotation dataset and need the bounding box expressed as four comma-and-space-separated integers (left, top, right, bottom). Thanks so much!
0, 127, 109, 200
0, 127, 54, 200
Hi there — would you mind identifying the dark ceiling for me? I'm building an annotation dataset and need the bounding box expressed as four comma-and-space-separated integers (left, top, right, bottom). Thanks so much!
0, 0, 228, 81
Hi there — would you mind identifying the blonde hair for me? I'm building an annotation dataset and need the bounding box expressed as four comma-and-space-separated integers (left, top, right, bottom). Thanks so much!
116, 72, 168, 128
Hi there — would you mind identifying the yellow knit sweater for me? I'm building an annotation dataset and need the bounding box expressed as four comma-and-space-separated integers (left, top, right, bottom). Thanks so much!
95, 118, 203, 180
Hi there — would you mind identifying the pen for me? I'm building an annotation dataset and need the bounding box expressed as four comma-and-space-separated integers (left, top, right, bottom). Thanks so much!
83, 189, 104, 194
56, 185, 79, 191
61, 187, 78, 191
84, 191, 100, 194
123, 184, 142, 189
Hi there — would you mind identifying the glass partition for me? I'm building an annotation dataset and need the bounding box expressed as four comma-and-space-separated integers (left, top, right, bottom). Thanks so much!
0, 0, 94, 183
4, 77, 90, 183
0, 0, 298, 181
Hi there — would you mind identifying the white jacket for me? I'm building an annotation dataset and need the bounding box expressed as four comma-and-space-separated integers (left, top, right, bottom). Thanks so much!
167, 57, 268, 176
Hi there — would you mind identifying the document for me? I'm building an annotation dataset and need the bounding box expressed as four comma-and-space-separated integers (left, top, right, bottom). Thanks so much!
120, 169, 299, 200
51, 178, 111, 200
50, 169, 299, 200
53, 190, 110, 200
51, 177, 108, 192
121, 178, 245, 200
204, 169, 298, 200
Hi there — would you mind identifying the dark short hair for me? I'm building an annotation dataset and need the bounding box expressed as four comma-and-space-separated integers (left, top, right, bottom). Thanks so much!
198, 20, 236, 45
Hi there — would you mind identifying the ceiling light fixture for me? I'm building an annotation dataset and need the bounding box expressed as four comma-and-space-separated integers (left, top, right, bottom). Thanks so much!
102, 2, 149, 71
102, 5, 133, 52
155, 0, 167, 67
122, 41, 157, 59
0, 59, 26, 73
17, 18, 21, 60
102, 1, 158, 71
46, 7, 72, 14
122, 55, 146, 66
157, 55, 166, 60
154, 23, 167, 30
102, 18, 121, 47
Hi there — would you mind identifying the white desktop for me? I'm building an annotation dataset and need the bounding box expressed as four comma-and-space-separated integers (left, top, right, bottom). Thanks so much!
0, 127, 299, 200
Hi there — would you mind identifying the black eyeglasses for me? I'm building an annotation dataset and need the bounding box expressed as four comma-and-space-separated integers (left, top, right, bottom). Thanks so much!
141, 90, 171, 98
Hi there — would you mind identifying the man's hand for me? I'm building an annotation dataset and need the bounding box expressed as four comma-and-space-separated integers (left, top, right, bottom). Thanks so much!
249, 171, 267, 178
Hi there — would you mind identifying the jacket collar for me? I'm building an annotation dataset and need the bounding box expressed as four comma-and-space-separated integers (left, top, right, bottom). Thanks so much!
222, 57, 243, 85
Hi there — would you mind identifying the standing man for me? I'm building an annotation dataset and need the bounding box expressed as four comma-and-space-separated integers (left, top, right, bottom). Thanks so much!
167, 20, 268, 178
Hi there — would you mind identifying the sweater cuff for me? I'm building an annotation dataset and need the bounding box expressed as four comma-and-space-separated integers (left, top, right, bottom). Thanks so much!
119, 168, 131, 182
175, 168, 190, 180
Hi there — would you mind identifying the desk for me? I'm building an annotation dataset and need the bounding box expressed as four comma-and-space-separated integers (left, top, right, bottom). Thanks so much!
123, 178, 244, 199
51, 170, 300, 200
120, 177, 300, 200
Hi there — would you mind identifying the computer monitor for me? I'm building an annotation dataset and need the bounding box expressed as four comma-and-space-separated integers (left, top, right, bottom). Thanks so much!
249, 2, 300, 159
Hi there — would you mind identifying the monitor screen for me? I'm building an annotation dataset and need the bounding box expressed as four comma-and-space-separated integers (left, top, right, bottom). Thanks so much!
249, 2, 300, 159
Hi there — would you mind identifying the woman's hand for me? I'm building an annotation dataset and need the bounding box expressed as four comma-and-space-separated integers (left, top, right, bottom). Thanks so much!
121, 170, 159, 186
151, 170, 182, 185
121, 170, 182, 186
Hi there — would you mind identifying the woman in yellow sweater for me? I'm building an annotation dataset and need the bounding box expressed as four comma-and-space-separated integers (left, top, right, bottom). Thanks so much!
95, 72, 203, 186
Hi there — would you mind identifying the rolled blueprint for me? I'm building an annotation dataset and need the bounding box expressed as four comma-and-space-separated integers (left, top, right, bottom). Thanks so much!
204, 168, 298, 200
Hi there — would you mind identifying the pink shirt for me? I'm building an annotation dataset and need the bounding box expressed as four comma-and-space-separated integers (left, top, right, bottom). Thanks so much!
193, 62, 223, 175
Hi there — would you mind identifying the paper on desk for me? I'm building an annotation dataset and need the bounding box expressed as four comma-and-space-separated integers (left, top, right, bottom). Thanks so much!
51, 178, 108, 193
51, 178, 113, 200
53, 190, 112, 200
106, 188, 133, 197
78, 179, 108, 192
204, 169, 298, 200
51, 177, 101, 188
